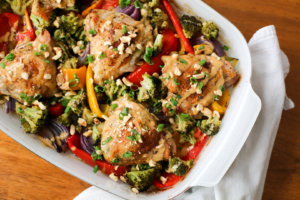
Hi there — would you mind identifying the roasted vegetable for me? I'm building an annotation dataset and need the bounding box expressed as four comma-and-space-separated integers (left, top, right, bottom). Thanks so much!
167, 157, 193, 176
175, 113, 194, 133
103, 80, 128, 102
16, 102, 48, 134
200, 116, 221, 135
5, 0, 32, 15
0, 0, 11, 14
150, 8, 168, 29
137, 74, 167, 102
30, 14, 50, 29
57, 91, 86, 126
125, 164, 161, 191
82, 107, 96, 125
201, 21, 219, 40
180, 15, 202, 39
92, 123, 103, 144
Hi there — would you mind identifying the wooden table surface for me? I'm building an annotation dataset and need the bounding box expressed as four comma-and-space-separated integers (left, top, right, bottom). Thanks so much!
0, 0, 299, 199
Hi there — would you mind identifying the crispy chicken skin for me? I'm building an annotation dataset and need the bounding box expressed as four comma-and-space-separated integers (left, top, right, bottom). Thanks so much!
84, 9, 153, 84
161, 54, 239, 116
101, 96, 172, 166
0, 30, 57, 102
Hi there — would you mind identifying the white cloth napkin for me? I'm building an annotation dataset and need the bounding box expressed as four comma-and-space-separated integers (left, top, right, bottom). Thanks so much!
74, 25, 294, 200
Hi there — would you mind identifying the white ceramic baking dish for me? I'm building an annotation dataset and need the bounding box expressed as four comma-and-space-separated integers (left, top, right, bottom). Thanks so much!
0, 0, 261, 199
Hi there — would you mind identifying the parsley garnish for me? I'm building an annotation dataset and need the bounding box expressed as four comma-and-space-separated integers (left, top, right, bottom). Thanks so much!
34, 51, 42, 56
5, 53, 14, 61
198, 46, 205, 50
170, 97, 178, 106
112, 156, 120, 164
40, 44, 48, 51
198, 82, 204, 90
223, 45, 229, 51
157, 124, 164, 132
143, 47, 154, 64
0, 63, 5, 69
93, 165, 99, 173
173, 78, 180, 85
111, 103, 118, 111
122, 25, 127, 34
219, 85, 225, 92
123, 151, 132, 158
89, 29, 96, 36
179, 58, 187, 64
199, 59, 206, 66
119, 107, 129, 120
98, 53, 106, 59
43, 59, 50, 64
190, 77, 197, 84
205, 72, 209, 78
87, 55, 94, 63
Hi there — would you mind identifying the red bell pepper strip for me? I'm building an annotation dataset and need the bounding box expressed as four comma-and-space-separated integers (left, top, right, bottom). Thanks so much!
101, 0, 119, 10
49, 103, 65, 117
0, 12, 19, 31
126, 29, 179, 85
67, 134, 127, 176
17, 9, 35, 43
181, 128, 208, 161
153, 172, 182, 189
162, 0, 194, 54
0, 12, 20, 53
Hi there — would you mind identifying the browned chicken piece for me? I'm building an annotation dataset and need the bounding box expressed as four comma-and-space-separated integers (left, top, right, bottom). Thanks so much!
0, 30, 57, 102
31, 0, 75, 26
101, 96, 173, 166
161, 54, 239, 116
84, 9, 153, 85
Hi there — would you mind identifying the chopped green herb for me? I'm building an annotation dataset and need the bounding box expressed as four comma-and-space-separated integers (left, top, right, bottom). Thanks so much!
121, 107, 129, 116
213, 94, 219, 101
223, 45, 229, 51
173, 78, 180, 85
112, 156, 120, 164
40, 44, 48, 51
134, 0, 142, 8
190, 77, 197, 84
160, 65, 164, 68
111, 103, 118, 111
104, 80, 110, 84
0, 63, 5, 69
196, 120, 201, 127
179, 58, 187, 64
20, 93, 36, 104
89, 29, 96, 35
17, 107, 23, 113
119, 0, 131, 8
126, 135, 135, 141
175, 94, 182, 99
170, 98, 178, 106
87, 55, 94, 63
5, 53, 15, 61
92, 152, 103, 161
69, 74, 80, 88
28, 43, 32, 46
179, 113, 190, 121
123, 151, 132, 158
122, 25, 127, 34
43, 59, 50, 64
34, 51, 42, 56
198, 46, 205, 50
94, 85, 104, 93
98, 53, 106, 59
102, 136, 112, 145
157, 124, 164, 132
131, 129, 139, 135
113, 48, 118, 51
198, 82, 204, 90
205, 72, 209, 78
93, 165, 99, 173
219, 85, 225, 92
80, 44, 85, 50
143, 47, 154, 64
199, 59, 206, 66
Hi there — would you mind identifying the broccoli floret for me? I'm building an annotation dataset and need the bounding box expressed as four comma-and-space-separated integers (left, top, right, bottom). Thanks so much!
125, 164, 161, 191
150, 8, 168, 29
92, 123, 103, 144
137, 74, 167, 102
60, 12, 80, 35
60, 57, 78, 69
82, 107, 96, 125
103, 80, 128, 102
200, 116, 221, 135
180, 15, 202, 39
153, 34, 163, 54
175, 113, 194, 133
16, 102, 48, 134
30, 14, 50, 29
167, 157, 193, 176
201, 21, 219, 40
0, 0, 11, 14
5, 0, 32, 15
57, 91, 86, 126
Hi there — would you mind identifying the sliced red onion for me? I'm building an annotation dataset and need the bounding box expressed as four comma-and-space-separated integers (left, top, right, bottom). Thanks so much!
42, 119, 70, 152
80, 133, 94, 155
116, 5, 141, 20
191, 36, 225, 57
6, 98, 16, 113
77, 42, 90, 67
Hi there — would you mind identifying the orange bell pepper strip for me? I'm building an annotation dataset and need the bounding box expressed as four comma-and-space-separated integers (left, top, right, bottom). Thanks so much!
162, 0, 194, 54
86, 65, 105, 118
82, 0, 104, 17
62, 66, 87, 90
17, 9, 35, 43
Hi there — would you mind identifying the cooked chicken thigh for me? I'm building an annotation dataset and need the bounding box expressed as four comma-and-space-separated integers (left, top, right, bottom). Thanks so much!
0, 30, 57, 102
84, 9, 153, 84
101, 96, 172, 166
161, 54, 239, 116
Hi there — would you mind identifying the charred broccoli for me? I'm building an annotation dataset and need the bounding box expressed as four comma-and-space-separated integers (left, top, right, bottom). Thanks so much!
150, 8, 168, 29
82, 107, 96, 125
200, 116, 221, 135
103, 80, 128, 102
57, 91, 86, 126
180, 15, 202, 39
167, 157, 193, 176
201, 21, 219, 40
16, 102, 48, 134
137, 74, 167, 102
30, 14, 50, 29
175, 113, 194, 133
6, 0, 32, 15
125, 164, 161, 191
0, 0, 11, 14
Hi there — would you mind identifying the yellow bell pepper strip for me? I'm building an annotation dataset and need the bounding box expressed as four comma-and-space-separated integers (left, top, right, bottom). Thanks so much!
211, 101, 226, 115
82, 0, 104, 17
86, 65, 104, 118
62, 66, 87, 90
211, 89, 230, 114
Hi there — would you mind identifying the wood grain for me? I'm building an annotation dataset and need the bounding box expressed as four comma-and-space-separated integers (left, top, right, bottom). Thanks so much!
0, 0, 299, 199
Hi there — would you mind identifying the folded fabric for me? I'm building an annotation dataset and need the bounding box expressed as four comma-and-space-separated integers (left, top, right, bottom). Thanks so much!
74, 25, 294, 200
